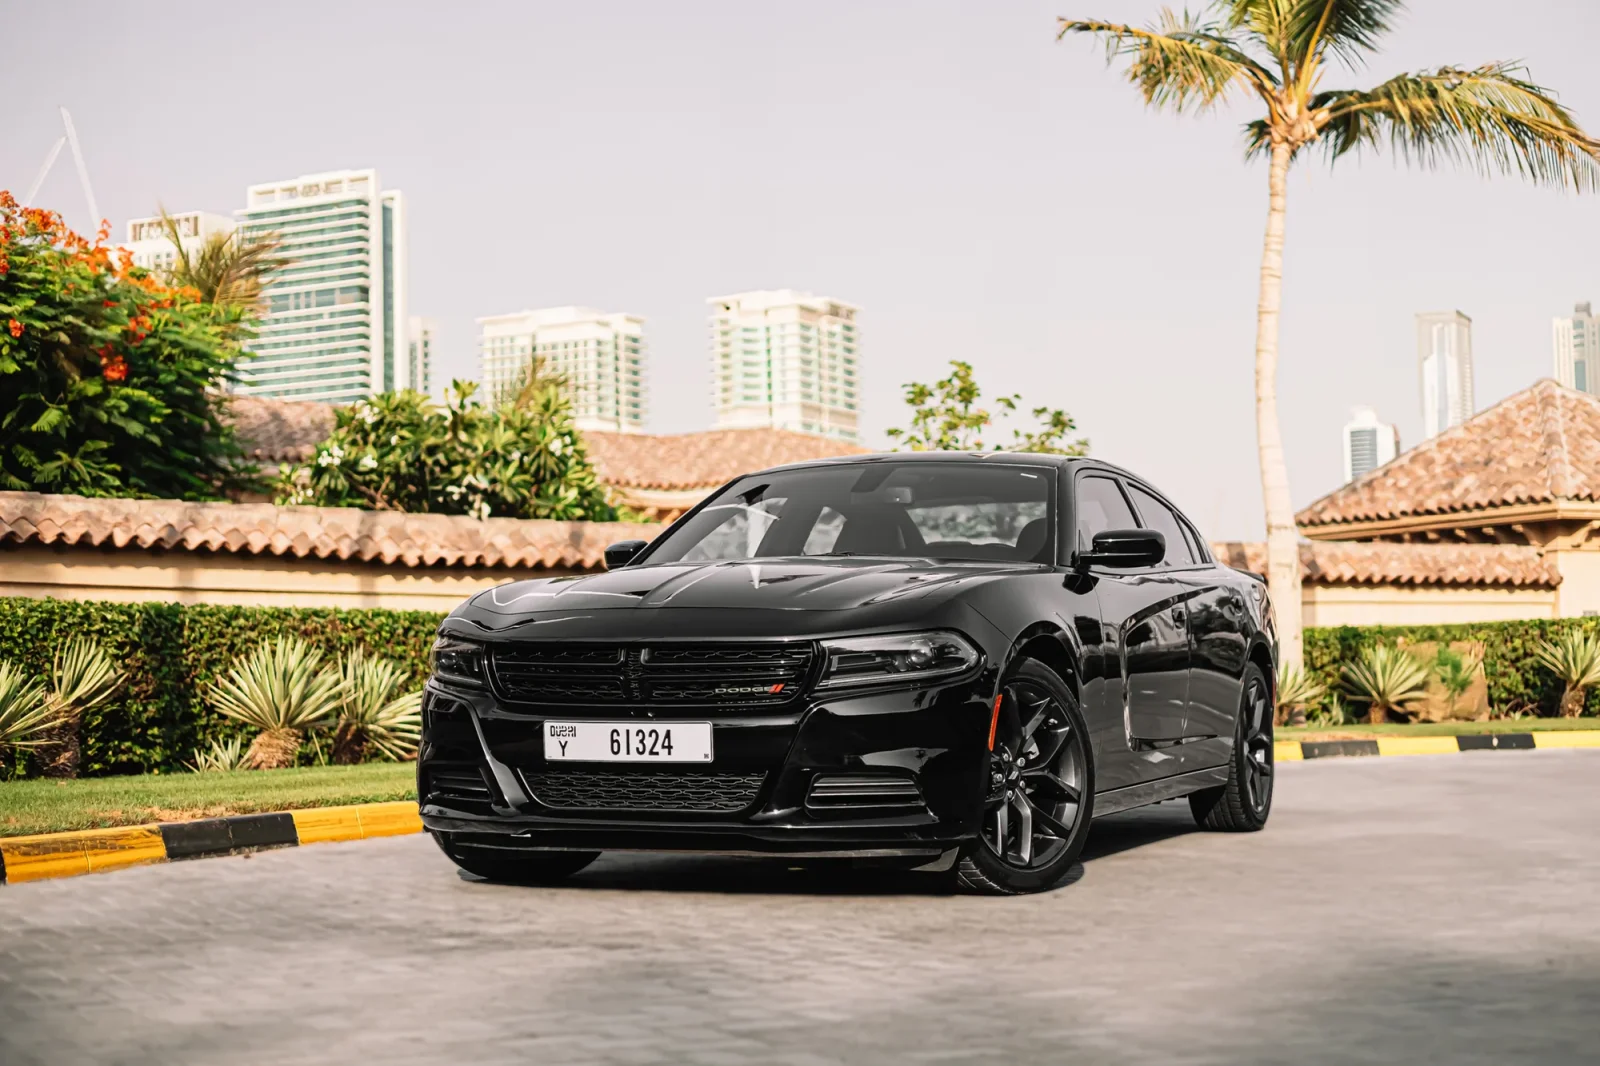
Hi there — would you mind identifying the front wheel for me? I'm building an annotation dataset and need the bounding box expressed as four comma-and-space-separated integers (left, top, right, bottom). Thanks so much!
433, 832, 599, 884
957, 659, 1095, 895
1189, 662, 1273, 831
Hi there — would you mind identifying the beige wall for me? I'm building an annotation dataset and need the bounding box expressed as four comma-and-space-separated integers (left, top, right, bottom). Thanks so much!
1301, 583, 1556, 628
1548, 548, 1600, 617
0, 544, 572, 611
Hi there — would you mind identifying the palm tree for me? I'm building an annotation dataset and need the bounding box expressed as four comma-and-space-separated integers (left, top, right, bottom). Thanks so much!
208, 637, 345, 769
37, 637, 125, 778
0, 661, 61, 755
157, 207, 288, 319
1058, 1, 1600, 669
1274, 662, 1325, 726
1532, 628, 1600, 717
1340, 643, 1430, 724
330, 647, 423, 764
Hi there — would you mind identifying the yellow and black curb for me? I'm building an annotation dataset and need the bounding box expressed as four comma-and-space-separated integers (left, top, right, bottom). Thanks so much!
1274, 729, 1600, 763
0, 801, 422, 886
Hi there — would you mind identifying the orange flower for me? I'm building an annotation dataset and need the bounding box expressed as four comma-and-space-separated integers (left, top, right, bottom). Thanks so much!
103, 358, 129, 384
7, 318, 21, 338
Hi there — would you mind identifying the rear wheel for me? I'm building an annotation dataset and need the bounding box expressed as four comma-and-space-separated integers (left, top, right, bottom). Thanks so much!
957, 659, 1094, 895
1189, 663, 1273, 831
433, 833, 599, 883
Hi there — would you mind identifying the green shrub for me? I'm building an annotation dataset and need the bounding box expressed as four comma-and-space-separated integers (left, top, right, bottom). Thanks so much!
0, 598, 441, 779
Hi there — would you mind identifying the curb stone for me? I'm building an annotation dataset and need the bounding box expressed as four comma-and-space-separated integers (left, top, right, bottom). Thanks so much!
1274, 729, 1600, 762
5, 733, 1599, 885
0, 801, 421, 886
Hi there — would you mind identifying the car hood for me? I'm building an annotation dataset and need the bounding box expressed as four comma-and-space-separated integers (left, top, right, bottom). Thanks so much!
462, 557, 1038, 620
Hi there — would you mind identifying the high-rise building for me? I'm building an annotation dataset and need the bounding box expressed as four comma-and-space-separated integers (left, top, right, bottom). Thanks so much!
234, 169, 408, 403
407, 316, 436, 397
709, 289, 859, 442
1342, 406, 1400, 483
1553, 302, 1599, 394
1416, 310, 1474, 439
122, 211, 234, 274
477, 307, 647, 432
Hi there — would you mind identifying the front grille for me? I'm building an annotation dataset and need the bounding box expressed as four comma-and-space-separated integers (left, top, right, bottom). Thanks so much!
491, 641, 814, 707
424, 764, 495, 807
524, 770, 768, 813
806, 774, 926, 817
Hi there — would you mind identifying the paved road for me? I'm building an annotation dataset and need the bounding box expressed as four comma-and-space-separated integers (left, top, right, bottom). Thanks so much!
2, 750, 1597, 1066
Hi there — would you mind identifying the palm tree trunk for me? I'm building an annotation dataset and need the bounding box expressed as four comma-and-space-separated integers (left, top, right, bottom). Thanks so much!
245, 728, 302, 770
1255, 140, 1304, 671
1367, 701, 1387, 726
1561, 683, 1585, 717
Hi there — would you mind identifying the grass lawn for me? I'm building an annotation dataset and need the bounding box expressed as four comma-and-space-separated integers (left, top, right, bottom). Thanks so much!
0, 763, 417, 838
1280, 718, 1600, 741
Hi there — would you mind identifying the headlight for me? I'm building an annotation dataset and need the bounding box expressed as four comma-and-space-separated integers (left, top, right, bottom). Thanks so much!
431, 636, 486, 687
816, 631, 981, 690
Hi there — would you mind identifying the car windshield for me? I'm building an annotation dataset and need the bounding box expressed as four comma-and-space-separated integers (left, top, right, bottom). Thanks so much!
643, 461, 1055, 565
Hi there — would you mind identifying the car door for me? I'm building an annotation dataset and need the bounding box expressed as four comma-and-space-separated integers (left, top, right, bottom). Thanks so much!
1074, 472, 1191, 747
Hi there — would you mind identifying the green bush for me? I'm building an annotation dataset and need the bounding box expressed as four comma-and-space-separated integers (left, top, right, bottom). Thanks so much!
0, 598, 441, 779
1304, 618, 1600, 719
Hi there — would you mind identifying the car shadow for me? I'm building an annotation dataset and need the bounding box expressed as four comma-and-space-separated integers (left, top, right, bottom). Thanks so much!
459, 800, 1203, 897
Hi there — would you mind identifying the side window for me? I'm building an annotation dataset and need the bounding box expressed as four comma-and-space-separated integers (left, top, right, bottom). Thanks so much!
1128, 485, 1197, 567
1075, 475, 1139, 552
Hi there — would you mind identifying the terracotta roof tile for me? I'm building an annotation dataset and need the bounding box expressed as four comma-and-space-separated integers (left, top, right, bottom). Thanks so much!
1211, 540, 1559, 589
0, 492, 662, 572
584, 428, 869, 490
224, 395, 336, 463
1298, 380, 1600, 529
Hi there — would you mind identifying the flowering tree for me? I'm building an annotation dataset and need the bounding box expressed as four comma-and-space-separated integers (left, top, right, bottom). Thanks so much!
278, 380, 619, 521
0, 192, 251, 499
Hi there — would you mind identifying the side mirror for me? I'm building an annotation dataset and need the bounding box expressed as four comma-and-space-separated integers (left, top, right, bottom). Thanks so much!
1079, 529, 1164, 568
604, 540, 648, 570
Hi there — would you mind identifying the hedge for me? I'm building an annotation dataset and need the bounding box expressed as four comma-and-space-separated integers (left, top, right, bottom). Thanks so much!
0, 598, 442, 779
1304, 617, 1600, 718
1, 598, 1595, 779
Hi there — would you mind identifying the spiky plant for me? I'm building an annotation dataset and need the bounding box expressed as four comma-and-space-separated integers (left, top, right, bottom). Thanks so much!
1274, 664, 1325, 726
37, 637, 125, 778
1340, 643, 1431, 725
185, 735, 249, 773
208, 637, 345, 769
1532, 628, 1600, 717
331, 647, 423, 764
1432, 645, 1483, 718
0, 661, 61, 754
1059, 1, 1600, 672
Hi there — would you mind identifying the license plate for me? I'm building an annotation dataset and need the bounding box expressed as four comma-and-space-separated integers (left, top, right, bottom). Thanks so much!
543, 721, 713, 763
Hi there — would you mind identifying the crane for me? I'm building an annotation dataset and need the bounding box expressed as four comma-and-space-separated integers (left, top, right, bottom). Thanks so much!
22, 107, 101, 228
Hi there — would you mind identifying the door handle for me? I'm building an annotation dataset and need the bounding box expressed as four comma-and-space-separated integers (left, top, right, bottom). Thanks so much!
1170, 606, 1186, 625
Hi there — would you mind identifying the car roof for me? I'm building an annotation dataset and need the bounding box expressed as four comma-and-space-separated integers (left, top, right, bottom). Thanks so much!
737, 450, 1083, 479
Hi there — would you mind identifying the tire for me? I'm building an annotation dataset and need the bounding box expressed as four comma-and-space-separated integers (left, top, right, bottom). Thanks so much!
957, 658, 1095, 895
433, 832, 599, 884
1189, 662, 1273, 832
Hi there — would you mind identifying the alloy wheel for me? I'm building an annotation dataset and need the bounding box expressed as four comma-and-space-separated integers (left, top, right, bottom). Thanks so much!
982, 678, 1088, 870
1241, 675, 1273, 815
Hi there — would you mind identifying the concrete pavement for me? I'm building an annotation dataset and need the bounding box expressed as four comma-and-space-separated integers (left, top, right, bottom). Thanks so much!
2, 749, 1597, 1065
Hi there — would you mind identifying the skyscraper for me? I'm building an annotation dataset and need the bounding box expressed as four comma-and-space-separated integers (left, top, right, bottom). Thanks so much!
1553, 302, 1598, 394
407, 316, 436, 397
1342, 406, 1400, 483
235, 169, 408, 403
1416, 310, 1474, 439
122, 211, 234, 274
709, 289, 859, 442
477, 307, 647, 432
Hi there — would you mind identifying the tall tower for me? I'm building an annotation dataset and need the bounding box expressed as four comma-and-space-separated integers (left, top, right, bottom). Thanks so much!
708, 289, 860, 442
235, 169, 408, 403
1553, 302, 1599, 394
407, 316, 436, 397
476, 307, 647, 432
1342, 406, 1400, 483
1416, 310, 1474, 440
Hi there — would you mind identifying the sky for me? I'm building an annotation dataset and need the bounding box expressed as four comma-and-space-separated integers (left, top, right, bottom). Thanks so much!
3, 0, 1598, 540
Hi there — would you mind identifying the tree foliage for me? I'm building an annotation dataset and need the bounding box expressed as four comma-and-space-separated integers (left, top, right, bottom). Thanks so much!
277, 375, 619, 521
156, 207, 287, 329
0, 192, 253, 499
885, 360, 1089, 455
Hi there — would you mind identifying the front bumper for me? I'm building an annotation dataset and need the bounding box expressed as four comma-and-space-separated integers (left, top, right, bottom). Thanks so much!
416, 673, 996, 858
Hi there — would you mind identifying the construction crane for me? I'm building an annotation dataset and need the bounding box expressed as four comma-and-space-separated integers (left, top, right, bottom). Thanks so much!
22, 106, 101, 227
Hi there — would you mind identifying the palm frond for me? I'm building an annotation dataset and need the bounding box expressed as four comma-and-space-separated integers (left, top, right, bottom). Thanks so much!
334, 647, 423, 761
50, 637, 124, 716
158, 209, 289, 313
1532, 629, 1600, 688
1058, 12, 1278, 114
1316, 63, 1600, 190
209, 637, 345, 733
1340, 643, 1431, 717
1226, 0, 1401, 70
0, 661, 62, 750
185, 735, 249, 773
1275, 663, 1325, 712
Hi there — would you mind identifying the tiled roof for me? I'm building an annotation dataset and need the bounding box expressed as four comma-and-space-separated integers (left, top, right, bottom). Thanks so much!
225, 395, 335, 464
1298, 380, 1600, 530
0, 492, 662, 571
584, 428, 869, 490
1211, 540, 1560, 588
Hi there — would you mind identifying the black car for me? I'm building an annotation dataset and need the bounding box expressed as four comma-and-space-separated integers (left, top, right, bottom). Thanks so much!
419, 452, 1277, 894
